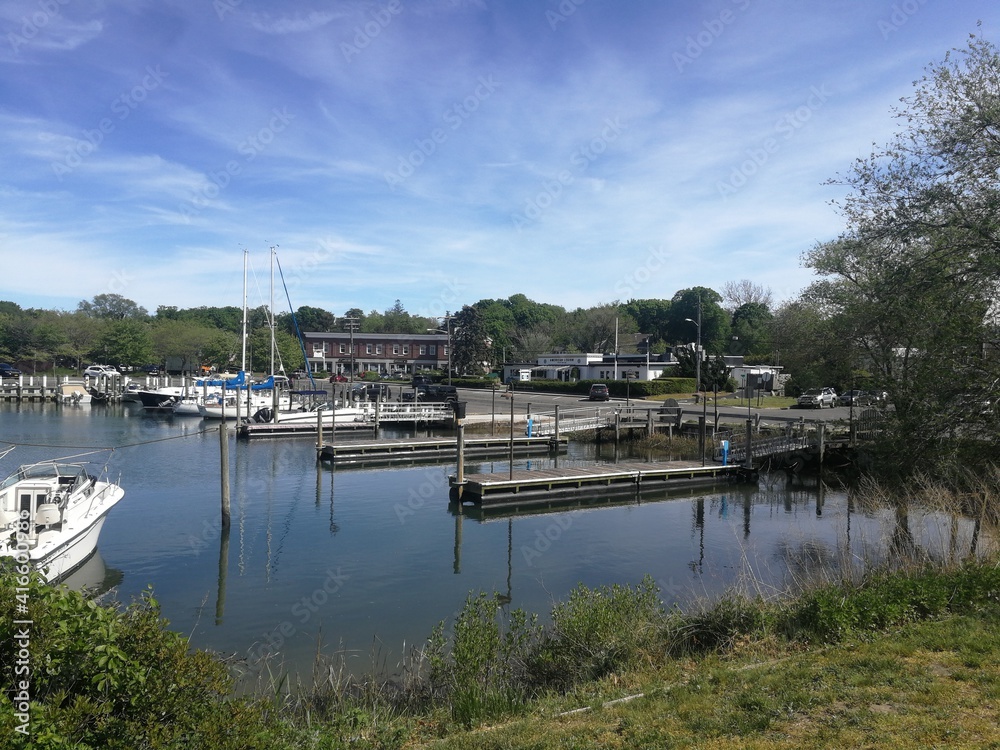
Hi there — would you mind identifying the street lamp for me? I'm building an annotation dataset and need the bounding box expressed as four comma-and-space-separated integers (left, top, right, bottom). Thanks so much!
685, 296, 704, 465
427, 311, 454, 385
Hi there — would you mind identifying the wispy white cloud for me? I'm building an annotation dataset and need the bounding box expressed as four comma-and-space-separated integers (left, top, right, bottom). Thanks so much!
0, 0, 995, 314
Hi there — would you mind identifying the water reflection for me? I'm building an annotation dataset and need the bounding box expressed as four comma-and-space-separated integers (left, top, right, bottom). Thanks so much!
2, 402, 996, 682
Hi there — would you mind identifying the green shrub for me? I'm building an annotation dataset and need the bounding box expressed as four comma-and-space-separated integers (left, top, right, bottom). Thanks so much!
427, 592, 539, 726
664, 595, 774, 655
531, 576, 663, 689
0, 568, 290, 749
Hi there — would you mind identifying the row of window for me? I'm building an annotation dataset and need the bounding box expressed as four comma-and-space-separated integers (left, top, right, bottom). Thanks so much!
312, 344, 447, 357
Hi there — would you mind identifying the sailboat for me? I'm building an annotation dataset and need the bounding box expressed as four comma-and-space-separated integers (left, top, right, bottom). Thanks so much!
198, 249, 291, 420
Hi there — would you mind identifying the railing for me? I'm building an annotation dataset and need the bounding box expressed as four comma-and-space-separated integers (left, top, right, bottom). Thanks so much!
356, 401, 454, 422
718, 433, 811, 464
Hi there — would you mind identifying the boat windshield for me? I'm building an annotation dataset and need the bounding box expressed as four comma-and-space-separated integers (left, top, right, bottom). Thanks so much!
0, 463, 88, 490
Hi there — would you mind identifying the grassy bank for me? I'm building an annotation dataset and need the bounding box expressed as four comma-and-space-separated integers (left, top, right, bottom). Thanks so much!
3, 558, 1000, 748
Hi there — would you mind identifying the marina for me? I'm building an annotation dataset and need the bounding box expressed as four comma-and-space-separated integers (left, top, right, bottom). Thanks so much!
0, 399, 990, 680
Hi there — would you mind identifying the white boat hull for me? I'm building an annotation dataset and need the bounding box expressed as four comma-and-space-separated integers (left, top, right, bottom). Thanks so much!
0, 470, 125, 583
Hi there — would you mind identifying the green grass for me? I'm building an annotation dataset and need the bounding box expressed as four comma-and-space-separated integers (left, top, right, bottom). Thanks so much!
5, 554, 1000, 748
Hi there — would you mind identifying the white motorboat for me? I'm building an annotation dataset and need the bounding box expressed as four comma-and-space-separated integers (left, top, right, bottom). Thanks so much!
136, 385, 186, 411
55, 381, 92, 405
0, 456, 125, 582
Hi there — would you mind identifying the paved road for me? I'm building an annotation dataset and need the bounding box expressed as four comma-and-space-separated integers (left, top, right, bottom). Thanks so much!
451, 387, 859, 424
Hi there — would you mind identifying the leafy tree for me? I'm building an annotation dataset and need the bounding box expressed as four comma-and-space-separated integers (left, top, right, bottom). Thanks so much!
77, 293, 148, 320
565, 304, 636, 353
730, 301, 774, 360
623, 299, 672, 347
803, 31, 1000, 473
666, 288, 729, 354
721, 280, 773, 312
151, 319, 225, 372
473, 299, 517, 366
94, 319, 154, 367
451, 305, 490, 376
280, 305, 336, 335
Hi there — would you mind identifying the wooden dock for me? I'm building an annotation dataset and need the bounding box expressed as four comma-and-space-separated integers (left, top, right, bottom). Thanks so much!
318, 435, 564, 465
452, 460, 756, 507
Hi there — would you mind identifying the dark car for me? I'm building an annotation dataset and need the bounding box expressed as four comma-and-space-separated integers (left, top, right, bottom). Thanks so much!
402, 384, 457, 403
353, 383, 392, 401
0, 363, 21, 378
588, 383, 610, 401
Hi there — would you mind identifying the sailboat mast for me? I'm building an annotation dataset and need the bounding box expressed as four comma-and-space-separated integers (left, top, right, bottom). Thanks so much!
270, 246, 276, 376
241, 248, 248, 373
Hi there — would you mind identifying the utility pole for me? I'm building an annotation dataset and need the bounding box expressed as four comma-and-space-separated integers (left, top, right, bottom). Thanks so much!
343, 316, 359, 387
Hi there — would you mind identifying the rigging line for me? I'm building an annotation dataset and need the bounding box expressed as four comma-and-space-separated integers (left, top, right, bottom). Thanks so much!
0, 427, 220, 452
274, 253, 317, 390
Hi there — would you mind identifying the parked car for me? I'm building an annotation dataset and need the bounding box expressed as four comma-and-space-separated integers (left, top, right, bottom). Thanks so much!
83, 364, 119, 378
0, 363, 22, 379
329, 374, 348, 382
797, 387, 837, 408
140, 364, 161, 376
588, 383, 611, 401
838, 389, 872, 407
353, 383, 393, 401
402, 384, 458, 403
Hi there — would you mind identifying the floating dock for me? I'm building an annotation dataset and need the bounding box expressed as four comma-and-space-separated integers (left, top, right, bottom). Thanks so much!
318, 435, 564, 465
452, 461, 756, 507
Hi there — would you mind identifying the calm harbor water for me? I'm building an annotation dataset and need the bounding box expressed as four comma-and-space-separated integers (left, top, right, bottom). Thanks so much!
1, 400, 990, 680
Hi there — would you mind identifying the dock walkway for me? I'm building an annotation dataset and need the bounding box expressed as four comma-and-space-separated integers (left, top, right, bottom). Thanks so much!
454, 460, 754, 507
318, 435, 563, 465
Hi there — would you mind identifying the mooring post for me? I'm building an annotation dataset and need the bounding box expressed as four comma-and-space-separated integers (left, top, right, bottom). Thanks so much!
509, 392, 515, 480
818, 422, 826, 468
219, 422, 230, 530
744, 418, 753, 470
453, 401, 467, 500
316, 405, 323, 451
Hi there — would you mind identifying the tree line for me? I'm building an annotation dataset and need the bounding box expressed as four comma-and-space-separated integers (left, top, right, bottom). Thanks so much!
0, 282, 784, 380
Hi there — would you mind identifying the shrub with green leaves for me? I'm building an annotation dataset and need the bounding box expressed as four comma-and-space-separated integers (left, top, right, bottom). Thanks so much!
532, 575, 663, 689
0, 569, 291, 749
426, 592, 539, 726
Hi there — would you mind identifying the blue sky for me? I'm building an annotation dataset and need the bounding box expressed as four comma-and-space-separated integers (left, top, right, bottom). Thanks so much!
0, 1, 995, 320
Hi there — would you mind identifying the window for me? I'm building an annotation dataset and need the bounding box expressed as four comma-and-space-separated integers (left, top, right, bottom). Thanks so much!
393, 344, 400, 355
366, 344, 373, 354
376, 345, 383, 355
429, 345, 436, 355
339, 344, 346, 354
419, 345, 426, 355
403, 345, 409, 355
